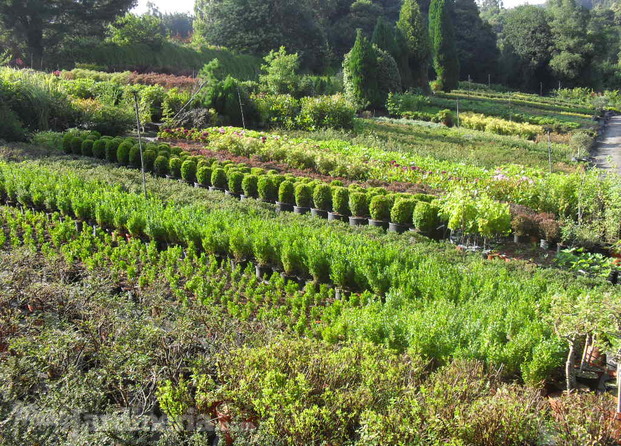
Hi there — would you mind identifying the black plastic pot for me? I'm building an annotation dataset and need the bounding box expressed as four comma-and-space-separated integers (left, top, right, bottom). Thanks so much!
276, 201, 294, 212
209, 186, 225, 192
225, 190, 240, 199
368, 219, 389, 230
194, 182, 207, 189
294, 206, 310, 215
349, 216, 368, 226
388, 222, 409, 234
311, 208, 328, 219
328, 212, 348, 222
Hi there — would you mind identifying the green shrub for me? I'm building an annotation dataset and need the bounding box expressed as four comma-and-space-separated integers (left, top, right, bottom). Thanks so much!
169, 157, 182, 178
255, 93, 300, 128
180, 160, 197, 182
312, 183, 332, 211
436, 109, 454, 127
211, 168, 227, 189
391, 198, 416, 225
154, 155, 169, 176
105, 139, 120, 162
227, 170, 244, 194
116, 140, 132, 165
144, 150, 156, 171
71, 137, 84, 155
129, 145, 142, 168
296, 95, 355, 130
193, 166, 209, 186
295, 183, 313, 207
92, 139, 106, 159
278, 180, 295, 204
81, 139, 94, 157
62, 133, 75, 154
241, 174, 258, 197
349, 192, 368, 217
332, 186, 350, 216
369, 195, 392, 221
413, 201, 441, 233
258, 176, 277, 201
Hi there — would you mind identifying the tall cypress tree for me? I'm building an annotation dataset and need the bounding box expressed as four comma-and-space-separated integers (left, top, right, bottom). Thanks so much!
372, 16, 398, 58
343, 29, 379, 109
429, 0, 460, 91
396, 0, 432, 93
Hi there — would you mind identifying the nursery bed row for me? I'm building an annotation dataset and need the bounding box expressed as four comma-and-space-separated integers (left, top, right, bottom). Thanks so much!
1, 159, 617, 381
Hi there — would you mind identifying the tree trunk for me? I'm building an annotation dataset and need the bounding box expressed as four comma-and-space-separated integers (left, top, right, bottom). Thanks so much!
566, 339, 577, 392
580, 333, 591, 372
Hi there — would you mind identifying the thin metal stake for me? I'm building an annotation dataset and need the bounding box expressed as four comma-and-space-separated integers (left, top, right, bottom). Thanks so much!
133, 92, 147, 199
237, 85, 246, 130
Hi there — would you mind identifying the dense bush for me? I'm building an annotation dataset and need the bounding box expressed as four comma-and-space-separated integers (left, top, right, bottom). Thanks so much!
154, 155, 169, 176
369, 195, 392, 221
294, 183, 313, 208
181, 160, 197, 182
349, 192, 368, 217
211, 167, 227, 188
241, 174, 258, 197
128, 144, 142, 168
254, 93, 299, 128
169, 157, 182, 177
257, 176, 277, 201
312, 184, 332, 211
332, 186, 350, 216
116, 140, 132, 165
227, 170, 244, 194
81, 139, 94, 157
413, 201, 442, 233
92, 139, 107, 159
391, 198, 417, 225
278, 180, 295, 204
296, 95, 356, 130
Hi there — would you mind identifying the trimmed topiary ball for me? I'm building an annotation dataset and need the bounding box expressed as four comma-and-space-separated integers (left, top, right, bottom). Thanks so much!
197, 166, 212, 186
294, 183, 313, 208
278, 180, 295, 204
211, 168, 228, 189
92, 140, 107, 159
369, 195, 391, 221
331, 186, 350, 216
242, 174, 258, 197
169, 157, 182, 178
312, 183, 332, 211
390, 198, 417, 225
181, 160, 198, 182
258, 176, 277, 201
227, 170, 244, 194
71, 137, 84, 155
349, 192, 368, 217
81, 139, 94, 157
154, 155, 169, 176
116, 140, 133, 165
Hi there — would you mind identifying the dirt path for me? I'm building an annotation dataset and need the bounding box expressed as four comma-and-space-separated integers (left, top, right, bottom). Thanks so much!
593, 115, 621, 174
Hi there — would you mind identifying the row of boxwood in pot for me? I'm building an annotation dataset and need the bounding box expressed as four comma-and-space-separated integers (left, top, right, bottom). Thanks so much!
60, 130, 445, 235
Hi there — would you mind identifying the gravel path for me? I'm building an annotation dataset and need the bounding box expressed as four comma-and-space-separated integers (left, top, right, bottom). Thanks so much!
593, 115, 621, 174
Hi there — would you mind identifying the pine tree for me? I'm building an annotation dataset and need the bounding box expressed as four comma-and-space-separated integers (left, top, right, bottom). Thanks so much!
372, 16, 398, 58
396, 0, 432, 93
429, 0, 460, 91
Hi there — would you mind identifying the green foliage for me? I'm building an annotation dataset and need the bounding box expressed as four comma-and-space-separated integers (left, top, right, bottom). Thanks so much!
154, 155, 169, 176
294, 183, 313, 208
227, 170, 244, 194
413, 201, 441, 233
369, 195, 392, 221
396, 0, 432, 92
128, 145, 142, 169
211, 168, 227, 189
106, 13, 166, 50
349, 192, 368, 217
241, 173, 258, 197
297, 95, 355, 130
429, 0, 460, 92
312, 183, 332, 211
181, 160, 197, 183
254, 94, 299, 128
92, 139, 106, 159
390, 198, 416, 225
258, 176, 277, 201
372, 16, 398, 57
278, 180, 295, 204
81, 139, 94, 157
105, 139, 120, 163
169, 157, 182, 178
259, 46, 300, 95
332, 186, 350, 216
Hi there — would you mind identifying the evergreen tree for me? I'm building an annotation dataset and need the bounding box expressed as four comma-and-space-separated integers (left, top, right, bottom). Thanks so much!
343, 29, 401, 109
396, 0, 432, 93
429, 0, 460, 91
372, 16, 398, 57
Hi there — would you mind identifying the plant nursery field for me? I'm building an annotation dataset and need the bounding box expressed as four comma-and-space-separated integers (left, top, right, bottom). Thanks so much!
2, 65, 621, 445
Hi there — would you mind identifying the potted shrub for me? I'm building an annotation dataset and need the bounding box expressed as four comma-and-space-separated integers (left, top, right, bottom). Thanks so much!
181, 160, 197, 184
168, 157, 182, 179
277, 180, 295, 212
511, 213, 536, 244
311, 184, 332, 219
368, 195, 391, 230
389, 198, 416, 233
329, 186, 349, 222
154, 156, 169, 177
196, 166, 212, 188
105, 139, 120, 163
92, 140, 106, 159
413, 201, 441, 236
294, 183, 312, 215
226, 171, 244, 198
348, 192, 368, 226
210, 168, 227, 192
539, 217, 560, 250
252, 238, 274, 280
258, 176, 277, 202
241, 174, 258, 199
129, 145, 143, 169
